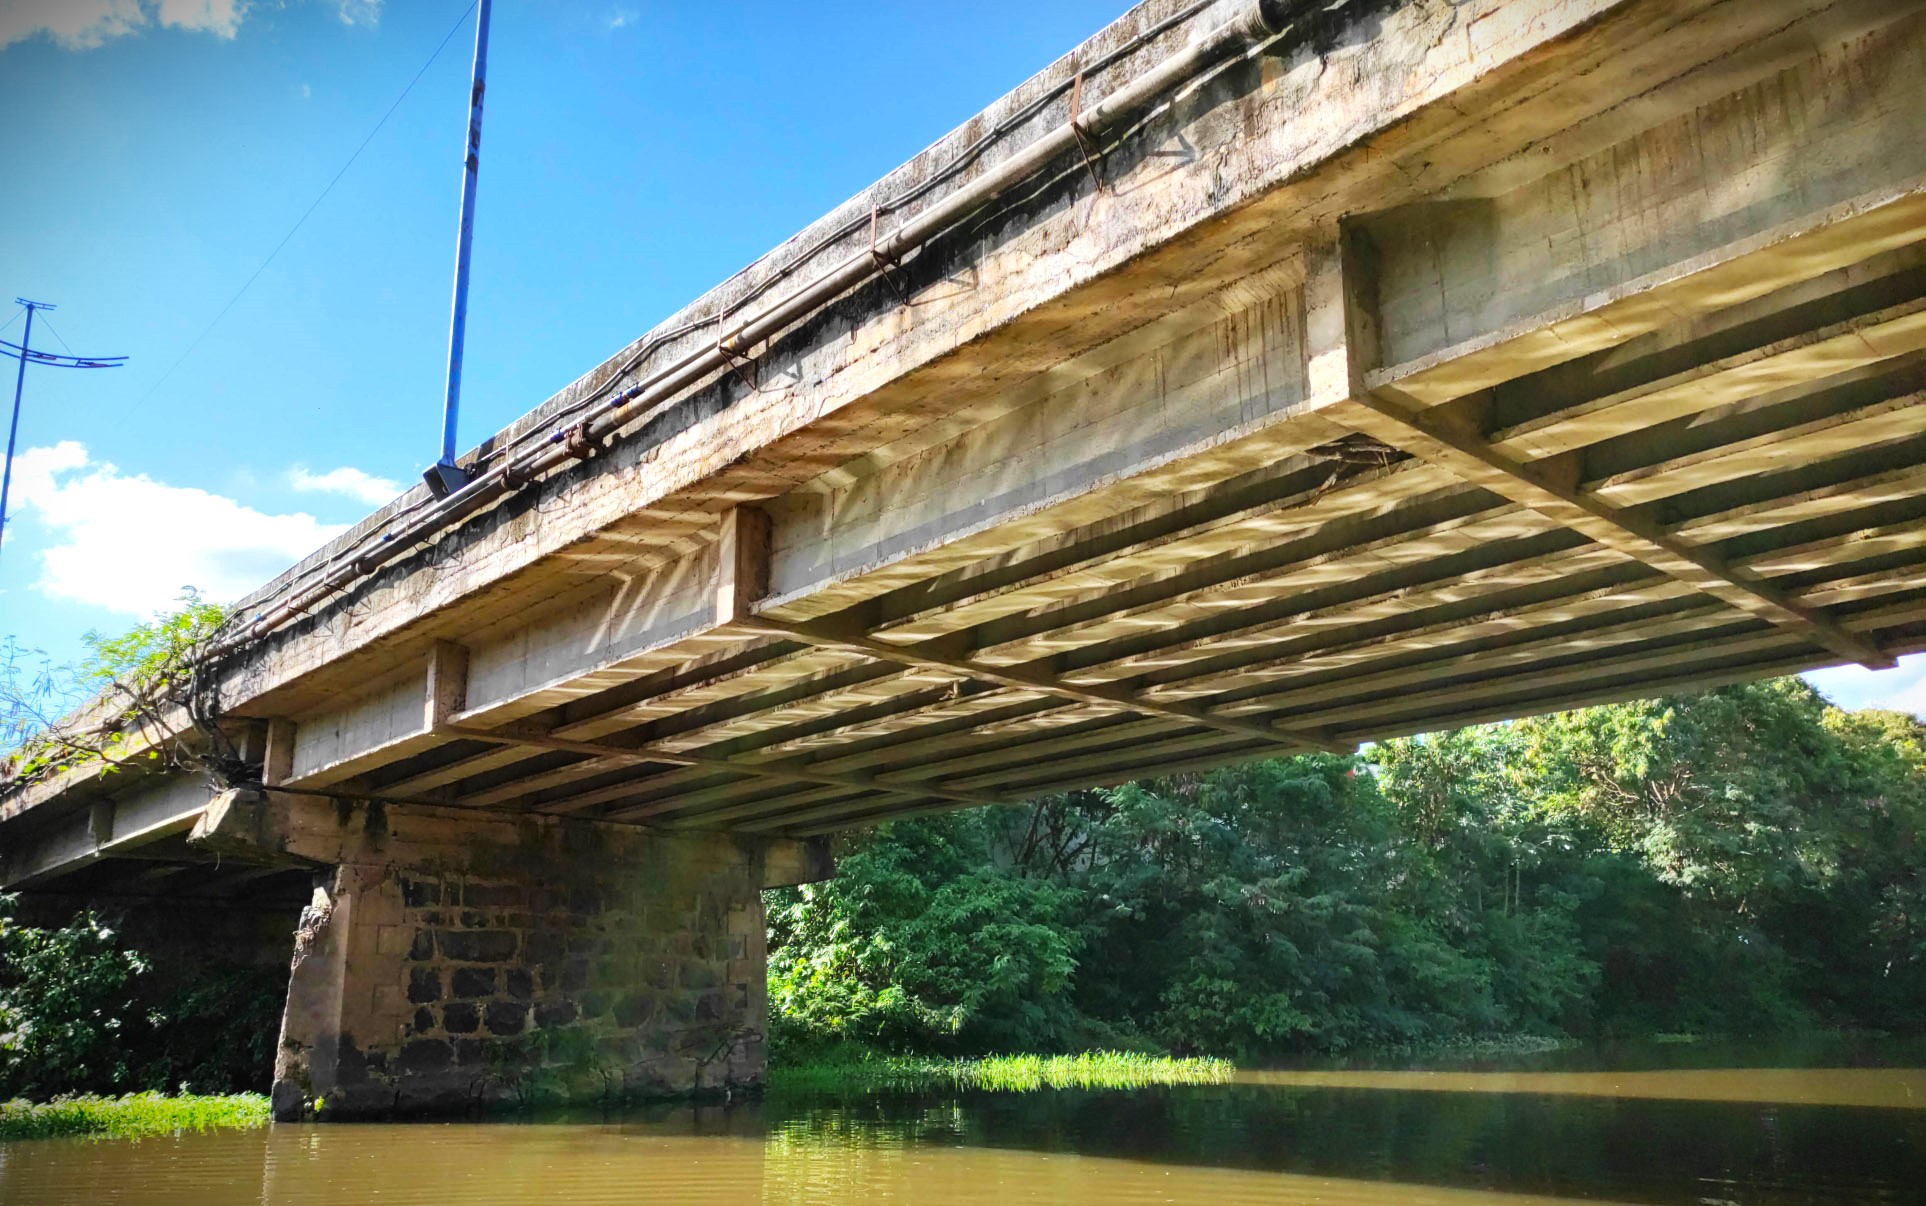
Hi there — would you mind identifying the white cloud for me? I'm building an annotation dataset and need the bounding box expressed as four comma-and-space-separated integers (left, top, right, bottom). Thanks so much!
607, 8, 636, 31
288, 465, 401, 507
6, 442, 345, 617
0, 0, 247, 50
155, 0, 246, 36
333, 0, 381, 27
1804, 655, 1926, 718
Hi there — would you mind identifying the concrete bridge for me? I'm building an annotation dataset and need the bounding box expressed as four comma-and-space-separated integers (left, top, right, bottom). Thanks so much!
4, 0, 1925, 1118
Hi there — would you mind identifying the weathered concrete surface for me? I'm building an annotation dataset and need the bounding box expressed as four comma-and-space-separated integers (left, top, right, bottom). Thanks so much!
192, 791, 778, 1119
11, 0, 1924, 843
3, 0, 1926, 1113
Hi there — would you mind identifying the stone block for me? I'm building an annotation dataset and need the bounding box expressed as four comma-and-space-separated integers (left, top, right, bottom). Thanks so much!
398, 1039, 452, 1074
483, 1001, 528, 1036
533, 999, 578, 1028
450, 966, 496, 998
371, 982, 407, 1020
463, 881, 526, 909
522, 929, 564, 965
506, 969, 535, 1001
437, 929, 518, 962
612, 993, 653, 1028
407, 967, 442, 1004
442, 1002, 481, 1034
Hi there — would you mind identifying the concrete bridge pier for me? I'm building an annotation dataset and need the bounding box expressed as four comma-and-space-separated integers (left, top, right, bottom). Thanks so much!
189, 790, 827, 1120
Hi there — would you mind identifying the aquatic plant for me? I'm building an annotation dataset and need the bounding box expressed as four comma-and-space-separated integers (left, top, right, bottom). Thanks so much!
771, 1050, 1234, 1094
0, 1092, 269, 1140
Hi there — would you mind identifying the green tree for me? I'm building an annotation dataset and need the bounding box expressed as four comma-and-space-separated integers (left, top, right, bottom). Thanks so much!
766, 677, 1926, 1058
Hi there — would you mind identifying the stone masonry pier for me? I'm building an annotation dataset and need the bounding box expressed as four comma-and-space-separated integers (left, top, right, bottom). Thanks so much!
4, 0, 1926, 1116
187, 791, 815, 1117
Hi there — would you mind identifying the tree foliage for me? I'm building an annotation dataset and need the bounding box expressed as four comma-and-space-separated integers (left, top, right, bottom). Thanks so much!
769, 679, 1926, 1057
0, 590, 235, 786
0, 895, 285, 1098
0, 897, 147, 1096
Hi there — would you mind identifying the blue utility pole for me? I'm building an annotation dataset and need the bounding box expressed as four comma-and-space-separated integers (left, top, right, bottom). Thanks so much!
426, 0, 493, 497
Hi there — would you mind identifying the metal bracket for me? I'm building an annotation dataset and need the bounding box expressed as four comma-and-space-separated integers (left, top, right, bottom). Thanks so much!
561, 421, 603, 461
1069, 70, 1105, 192
869, 205, 910, 302
717, 341, 760, 392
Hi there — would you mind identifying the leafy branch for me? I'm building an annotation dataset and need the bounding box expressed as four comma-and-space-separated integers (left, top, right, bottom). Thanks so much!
0, 590, 245, 790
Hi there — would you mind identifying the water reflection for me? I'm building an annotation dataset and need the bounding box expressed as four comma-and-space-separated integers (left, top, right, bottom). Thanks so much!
1234, 1066, 1925, 1108
3, 1048, 1922, 1205
2, 1124, 1660, 1206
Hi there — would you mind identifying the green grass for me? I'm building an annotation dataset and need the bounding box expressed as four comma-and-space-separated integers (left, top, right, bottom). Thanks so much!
771, 1051, 1236, 1094
0, 1092, 270, 1141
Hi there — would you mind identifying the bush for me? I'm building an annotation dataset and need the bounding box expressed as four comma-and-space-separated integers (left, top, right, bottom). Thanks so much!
0, 898, 148, 1098
0, 896, 284, 1099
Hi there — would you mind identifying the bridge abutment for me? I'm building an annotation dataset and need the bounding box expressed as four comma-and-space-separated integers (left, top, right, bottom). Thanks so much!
190, 790, 817, 1120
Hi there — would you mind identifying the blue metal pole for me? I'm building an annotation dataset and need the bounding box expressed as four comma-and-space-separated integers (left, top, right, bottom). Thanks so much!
0, 303, 36, 559
437, 0, 492, 472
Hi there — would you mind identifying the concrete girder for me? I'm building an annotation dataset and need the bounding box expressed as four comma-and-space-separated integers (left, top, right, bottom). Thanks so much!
7, 0, 1926, 861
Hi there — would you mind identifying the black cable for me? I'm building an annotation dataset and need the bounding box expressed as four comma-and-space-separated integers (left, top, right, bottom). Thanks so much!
132, 0, 479, 411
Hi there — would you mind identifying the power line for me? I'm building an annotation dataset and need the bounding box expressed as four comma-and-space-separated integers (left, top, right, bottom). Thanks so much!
133, 0, 479, 410
37, 313, 74, 356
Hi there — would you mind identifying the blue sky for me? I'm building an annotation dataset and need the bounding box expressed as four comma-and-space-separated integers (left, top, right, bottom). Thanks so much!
0, 0, 1919, 717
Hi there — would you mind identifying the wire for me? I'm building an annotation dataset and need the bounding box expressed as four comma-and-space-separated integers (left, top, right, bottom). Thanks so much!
132, 0, 479, 411
0, 307, 22, 339
36, 314, 74, 356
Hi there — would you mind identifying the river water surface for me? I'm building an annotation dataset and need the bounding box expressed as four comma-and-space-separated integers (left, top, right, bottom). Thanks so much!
4, 1041, 1921, 1204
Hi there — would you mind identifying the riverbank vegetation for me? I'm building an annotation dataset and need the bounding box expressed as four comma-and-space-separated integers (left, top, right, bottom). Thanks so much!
0, 895, 285, 1101
771, 1051, 1234, 1094
0, 1092, 268, 1140
769, 678, 1926, 1059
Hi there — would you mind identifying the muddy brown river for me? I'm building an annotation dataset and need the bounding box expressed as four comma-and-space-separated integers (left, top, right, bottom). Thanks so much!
3, 1041, 1920, 1204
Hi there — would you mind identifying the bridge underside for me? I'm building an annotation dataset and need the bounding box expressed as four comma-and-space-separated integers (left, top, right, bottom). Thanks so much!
10, 0, 1926, 877
3, 0, 1926, 1117
257, 37, 1926, 842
